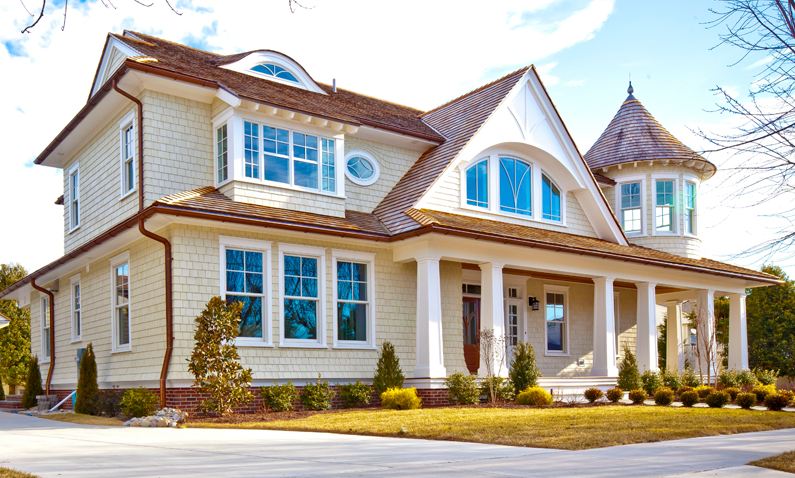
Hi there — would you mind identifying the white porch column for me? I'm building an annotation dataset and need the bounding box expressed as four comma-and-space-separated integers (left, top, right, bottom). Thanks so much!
728, 292, 749, 370
414, 256, 446, 378
479, 262, 507, 377
696, 289, 717, 379
636, 282, 659, 372
666, 301, 683, 373
592, 277, 618, 377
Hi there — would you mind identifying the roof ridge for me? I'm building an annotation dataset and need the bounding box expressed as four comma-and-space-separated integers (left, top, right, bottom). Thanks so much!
122, 30, 222, 57
423, 65, 531, 117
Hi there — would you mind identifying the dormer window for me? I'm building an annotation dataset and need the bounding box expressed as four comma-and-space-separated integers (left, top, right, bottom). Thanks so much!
251, 63, 300, 83
465, 159, 489, 208
498, 156, 532, 216
541, 174, 561, 222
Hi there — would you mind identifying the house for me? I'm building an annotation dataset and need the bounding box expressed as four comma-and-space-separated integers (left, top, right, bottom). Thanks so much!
0, 31, 778, 409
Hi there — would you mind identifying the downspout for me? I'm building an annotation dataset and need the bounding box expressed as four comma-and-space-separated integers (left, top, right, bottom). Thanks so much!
113, 79, 174, 408
31, 278, 55, 395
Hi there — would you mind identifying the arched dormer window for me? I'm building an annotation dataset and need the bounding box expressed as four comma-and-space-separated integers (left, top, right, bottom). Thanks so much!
465, 159, 489, 208
251, 63, 300, 83
499, 156, 532, 216
541, 174, 561, 222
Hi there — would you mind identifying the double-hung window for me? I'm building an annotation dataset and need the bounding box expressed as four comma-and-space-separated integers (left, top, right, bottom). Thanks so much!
333, 251, 375, 348
541, 174, 561, 221
465, 159, 489, 208
41, 297, 50, 361
111, 254, 131, 352
120, 117, 135, 197
499, 156, 532, 216
216, 124, 228, 183
655, 179, 675, 232
684, 181, 696, 235
67, 163, 80, 231
544, 287, 568, 354
280, 245, 325, 347
71, 276, 81, 342
220, 237, 272, 345
620, 182, 642, 233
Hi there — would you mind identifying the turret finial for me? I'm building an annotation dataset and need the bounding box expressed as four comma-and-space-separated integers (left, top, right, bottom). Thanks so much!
627, 80, 634, 96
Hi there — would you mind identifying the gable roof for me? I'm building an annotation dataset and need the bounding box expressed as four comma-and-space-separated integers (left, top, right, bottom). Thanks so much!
107, 32, 443, 143
584, 85, 716, 176
373, 66, 530, 234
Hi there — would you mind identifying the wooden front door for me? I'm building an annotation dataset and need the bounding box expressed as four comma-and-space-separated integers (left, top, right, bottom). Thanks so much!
463, 297, 480, 374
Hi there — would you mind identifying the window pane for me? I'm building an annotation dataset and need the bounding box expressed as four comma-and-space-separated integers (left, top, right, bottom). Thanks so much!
466, 159, 488, 208
546, 322, 563, 351
321, 138, 336, 193
338, 303, 367, 341
284, 255, 301, 276
216, 124, 228, 182
244, 121, 260, 179
499, 157, 532, 215
294, 160, 318, 189
542, 175, 561, 221
301, 257, 317, 277
226, 249, 244, 271
117, 305, 130, 346
284, 299, 317, 339
264, 154, 289, 183
228, 295, 262, 338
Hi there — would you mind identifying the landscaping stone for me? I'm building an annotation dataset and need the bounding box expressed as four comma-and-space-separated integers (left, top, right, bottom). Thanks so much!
124, 407, 187, 428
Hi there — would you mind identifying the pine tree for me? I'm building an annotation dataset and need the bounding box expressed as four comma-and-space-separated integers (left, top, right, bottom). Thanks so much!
21, 355, 43, 409
373, 341, 404, 395
509, 342, 541, 393
617, 346, 642, 391
75, 343, 99, 415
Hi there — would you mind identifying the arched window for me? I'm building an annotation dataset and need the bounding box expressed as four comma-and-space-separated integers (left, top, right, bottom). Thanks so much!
251, 63, 300, 83
465, 159, 489, 208
498, 156, 532, 216
542, 174, 561, 221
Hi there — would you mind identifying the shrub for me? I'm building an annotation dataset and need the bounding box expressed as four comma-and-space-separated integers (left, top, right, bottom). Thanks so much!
641, 370, 662, 396
628, 389, 647, 405
779, 389, 794, 405
617, 347, 641, 391
188, 297, 253, 415
373, 342, 404, 395
754, 368, 779, 386
680, 390, 699, 407
445, 373, 480, 405
120, 388, 158, 418
677, 385, 694, 397
584, 387, 604, 403
695, 385, 715, 399
97, 389, 123, 417
21, 356, 43, 409
0, 375, 5, 401
736, 370, 758, 388
764, 393, 790, 411
606, 387, 623, 403
724, 387, 741, 402
480, 376, 514, 402
75, 343, 99, 415
508, 342, 540, 394
380, 387, 421, 410
261, 383, 297, 412
752, 384, 777, 403
736, 392, 757, 409
717, 370, 739, 389
661, 370, 682, 391
681, 367, 701, 387
654, 387, 675, 406
516, 387, 553, 406
300, 376, 334, 411
705, 391, 730, 408
339, 381, 373, 408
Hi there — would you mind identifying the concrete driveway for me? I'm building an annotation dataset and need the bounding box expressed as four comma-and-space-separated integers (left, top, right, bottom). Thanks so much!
1, 412, 793, 477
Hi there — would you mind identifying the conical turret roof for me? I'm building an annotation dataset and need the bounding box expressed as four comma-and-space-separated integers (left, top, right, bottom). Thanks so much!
585, 83, 715, 177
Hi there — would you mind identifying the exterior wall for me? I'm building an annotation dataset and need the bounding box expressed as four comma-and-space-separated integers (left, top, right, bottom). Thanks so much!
220, 181, 347, 218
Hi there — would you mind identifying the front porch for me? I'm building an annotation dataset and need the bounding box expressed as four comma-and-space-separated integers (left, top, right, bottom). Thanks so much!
397, 233, 753, 389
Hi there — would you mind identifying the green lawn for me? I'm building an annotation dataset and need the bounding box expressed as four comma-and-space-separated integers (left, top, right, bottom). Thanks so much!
36, 413, 123, 427
190, 405, 795, 450
750, 450, 795, 473
0, 468, 38, 478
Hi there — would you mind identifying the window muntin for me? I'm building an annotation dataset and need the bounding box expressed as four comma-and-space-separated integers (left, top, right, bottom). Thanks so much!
465, 159, 489, 209
336, 261, 369, 343
216, 124, 228, 183
121, 123, 135, 195
498, 156, 532, 216
41, 297, 50, 360
541, 174, 561, 221
545, 291, 567, 353
292, 132, 319, 189
68, 166, 80, 230
244, 121, 261, 179
112, 261, 130, 351
224, 248, 265, 338
506, 302, 519, 347
620, 182, 642, 233
345, 153, 380, 187
685, 181, 696, 235
321, 139, 336, 192
72, 280, 81, 341
283, 255, 320, 341
655, 179, 675, 232
263, 124, 289, 183
251, 63, 299, 83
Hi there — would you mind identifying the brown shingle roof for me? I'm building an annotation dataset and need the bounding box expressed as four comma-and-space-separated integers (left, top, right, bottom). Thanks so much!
111, 32, 443, 143
584, 87, 715, 176
373, 66, 530, 234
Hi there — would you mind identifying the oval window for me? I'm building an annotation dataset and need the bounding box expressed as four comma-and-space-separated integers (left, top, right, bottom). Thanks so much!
345, 152, 380, 186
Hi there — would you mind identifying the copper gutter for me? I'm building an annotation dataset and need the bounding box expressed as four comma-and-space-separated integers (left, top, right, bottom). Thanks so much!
30, 278, 55, 394
113, 79, 173, 408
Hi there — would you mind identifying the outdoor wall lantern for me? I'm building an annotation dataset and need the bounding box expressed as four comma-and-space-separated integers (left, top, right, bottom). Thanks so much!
528, 296, 540, 311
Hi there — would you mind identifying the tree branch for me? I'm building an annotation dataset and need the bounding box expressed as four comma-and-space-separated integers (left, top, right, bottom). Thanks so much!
21, 0, 45, 34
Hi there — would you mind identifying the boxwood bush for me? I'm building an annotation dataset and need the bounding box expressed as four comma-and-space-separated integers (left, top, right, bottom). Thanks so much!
339, 381, 373, 408
262, 383, 297, 412
445, 373, 480, 405
653, 387, 674, 406
764, 393, 790, 411
628, 389, 647, 405
676, 385, 694, 397
695, 385, 715, 399
679, 390, 699, 407
752, 384, 777, 403
584, 387, 604, 403
300, 376, 334, 411
641, 370, 662, 396
516, 387, 553, 406
736, 392, 757, 409
705, 391, 730, 408
606, 387, 623, 403
723, 387, 741, 402
120, 388, 158, 418
380, 387, 421, 410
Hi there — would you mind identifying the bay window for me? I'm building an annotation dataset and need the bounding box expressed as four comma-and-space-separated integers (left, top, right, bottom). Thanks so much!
655, 179, 675, 232
216, 124, 228, 183
685, 181, 696, 235
620, 181, 642, 233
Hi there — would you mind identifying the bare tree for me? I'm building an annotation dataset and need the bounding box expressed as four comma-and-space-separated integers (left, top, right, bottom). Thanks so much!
479, 329, 507, 403
689, 305, 724, 384
699, 0, 795, 260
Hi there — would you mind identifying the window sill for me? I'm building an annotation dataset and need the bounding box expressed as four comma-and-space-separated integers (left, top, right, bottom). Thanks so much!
70, 338, 82, 344
120, 189, 137, 202
40, 358, 51, 365
236, 340, 273, 348
332, 343, 377, 351
67, 225, 81, 235
278, 341, 328, 349
112, 347, 132, 354
544, 352, 570, 357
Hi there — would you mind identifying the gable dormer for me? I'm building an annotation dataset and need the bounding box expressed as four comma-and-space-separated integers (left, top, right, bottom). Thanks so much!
89, 35, 143, 98
219, 51, 327, 94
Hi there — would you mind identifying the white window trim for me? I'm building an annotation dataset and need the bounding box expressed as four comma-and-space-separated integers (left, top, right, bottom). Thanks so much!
278, 243, 327, 348
219, 236, 273, 347
614, 291, 621, 359
543, 284, 570, 356
66, 162, 80, 233
331, 249, 376, 350
614, 176, 646, 236
683, 178, 698, 237
540, 171, 565, 224
214, 122, 231, 187
110, 251, 132, 353
652, 176, 678, 236
220, 51, 327, 94
70, 274, 82, 343
344, 150, 381, 186
40, 296, 51, 363
119, 110, 137, 200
